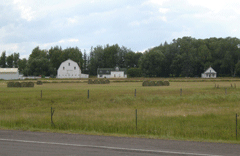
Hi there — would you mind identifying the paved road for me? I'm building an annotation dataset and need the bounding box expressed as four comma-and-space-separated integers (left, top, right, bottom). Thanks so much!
0, 130, 239, 156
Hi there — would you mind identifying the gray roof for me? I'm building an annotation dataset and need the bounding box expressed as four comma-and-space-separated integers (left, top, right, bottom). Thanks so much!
0, 68, 18, 73
97, 67, 127, 75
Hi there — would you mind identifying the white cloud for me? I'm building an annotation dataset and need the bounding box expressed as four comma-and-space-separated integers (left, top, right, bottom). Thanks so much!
12, 0, 36, 21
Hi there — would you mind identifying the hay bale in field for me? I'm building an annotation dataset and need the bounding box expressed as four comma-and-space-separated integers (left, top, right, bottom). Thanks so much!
105, 79, 110, 84
7, 82, 15, 87
100, 79, 106, 84
88, 79, 94, 84
26, 82, 34, 87
142, 81, 149, 86
149, 81, 155, 86
163, 81, 170, 86
94, 79, 100, 84
155, 81, 164, 86
14, 82, 21, 87
37, 80, 42, 85
21, 82, 27, 87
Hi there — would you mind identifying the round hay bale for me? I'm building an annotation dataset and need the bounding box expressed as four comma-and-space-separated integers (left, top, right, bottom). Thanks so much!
7, 82, 14, 87
14, 82, 21, 87
88, 79, 93, 84
142, 81, 149, 86
94, 79, 99, 84
105, 79, 110, 84
21, 82, 27, 87
156, 81, 164, 86
149, 81, 155, 86
100, 79, 106, 84
163, 81, 170, 86
27, 82, 34, 87
37, 81, 41, 85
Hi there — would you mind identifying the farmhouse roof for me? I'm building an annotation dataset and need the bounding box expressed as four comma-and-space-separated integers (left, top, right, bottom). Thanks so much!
0, 68, 18, 73
204, 67, 216, 74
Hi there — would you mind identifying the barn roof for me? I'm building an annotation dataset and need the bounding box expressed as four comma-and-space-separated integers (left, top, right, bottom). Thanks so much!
0, 68, 18, 73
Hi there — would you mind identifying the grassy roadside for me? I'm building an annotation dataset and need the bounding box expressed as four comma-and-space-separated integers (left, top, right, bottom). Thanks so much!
0, 79, 240, 143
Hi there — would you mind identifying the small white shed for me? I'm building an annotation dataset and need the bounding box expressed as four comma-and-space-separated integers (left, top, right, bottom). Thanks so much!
0, 68, 19, 80
57, 59, 89, 78
201, 67, 217, 78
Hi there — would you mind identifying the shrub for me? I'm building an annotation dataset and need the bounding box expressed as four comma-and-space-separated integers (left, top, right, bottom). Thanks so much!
127, 68, 142, 77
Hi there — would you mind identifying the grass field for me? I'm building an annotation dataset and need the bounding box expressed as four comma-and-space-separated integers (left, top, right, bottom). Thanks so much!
0, 78, 240, 143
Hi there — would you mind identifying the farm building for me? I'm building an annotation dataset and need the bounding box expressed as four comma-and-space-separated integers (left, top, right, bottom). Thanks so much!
201, 67, 217, 78
0, 68, 20, 80
97, 66, 127, 78
57, 59, 89, 78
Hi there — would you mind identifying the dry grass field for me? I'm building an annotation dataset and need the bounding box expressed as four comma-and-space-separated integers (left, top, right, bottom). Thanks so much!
0, 78, 240, 143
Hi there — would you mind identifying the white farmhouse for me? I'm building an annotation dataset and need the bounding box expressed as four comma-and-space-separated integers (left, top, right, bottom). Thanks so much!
97, 67, 127, 78
57, 59, 89, 78
201, 67, 217, 78
0, 68, 20, 80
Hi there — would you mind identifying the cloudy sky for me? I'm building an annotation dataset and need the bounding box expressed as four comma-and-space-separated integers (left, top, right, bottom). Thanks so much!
1, 0, 240, 58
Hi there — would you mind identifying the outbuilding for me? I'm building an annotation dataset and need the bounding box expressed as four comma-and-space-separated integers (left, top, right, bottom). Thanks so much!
97, 66, 127, 78
57, 59, 89, 78
201, 67, 217, 78
0, 68, 20, 80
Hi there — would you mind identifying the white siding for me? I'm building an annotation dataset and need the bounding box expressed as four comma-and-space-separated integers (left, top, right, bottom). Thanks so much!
57, 59, 89, 78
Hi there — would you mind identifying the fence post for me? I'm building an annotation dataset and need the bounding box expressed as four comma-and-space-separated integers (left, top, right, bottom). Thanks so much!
135, 89, 136, 97
136, 109, 138, 131
180, 88, 182, 96
237, 113, 239, 140
88, 90, 89, 99
51, 107, 55, 127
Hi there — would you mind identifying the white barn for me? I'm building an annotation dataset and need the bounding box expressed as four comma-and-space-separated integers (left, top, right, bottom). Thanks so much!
57, 59, 89, 78
201, 67, 217, 78
0, 68, 20, 80
97, 67, 127, 78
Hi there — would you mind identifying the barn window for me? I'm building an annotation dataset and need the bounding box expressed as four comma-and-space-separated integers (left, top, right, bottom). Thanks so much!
74, 67, 76, 70
68, 63, 70, 66
63, 67, 65, 70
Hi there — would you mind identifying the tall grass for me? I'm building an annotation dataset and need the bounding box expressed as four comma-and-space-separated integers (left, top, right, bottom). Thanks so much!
0, 81, 240, 142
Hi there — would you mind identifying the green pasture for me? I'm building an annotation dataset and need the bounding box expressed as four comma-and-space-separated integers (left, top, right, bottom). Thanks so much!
0, 79, 240, 143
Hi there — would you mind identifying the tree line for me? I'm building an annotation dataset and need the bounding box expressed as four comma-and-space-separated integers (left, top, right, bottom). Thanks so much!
1, 36, 240, 77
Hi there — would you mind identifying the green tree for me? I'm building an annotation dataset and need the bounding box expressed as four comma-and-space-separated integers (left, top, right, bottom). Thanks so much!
6, 54, 14, 68
139, 50, 165, 77
0, 51, 6, 68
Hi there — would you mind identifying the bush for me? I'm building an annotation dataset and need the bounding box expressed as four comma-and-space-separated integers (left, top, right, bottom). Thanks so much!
149, 81, 155, 86
127, 68, 142, 77
88, 79, 94, 84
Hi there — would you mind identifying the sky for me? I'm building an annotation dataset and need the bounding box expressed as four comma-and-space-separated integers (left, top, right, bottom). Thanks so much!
1, 0, 240, 58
